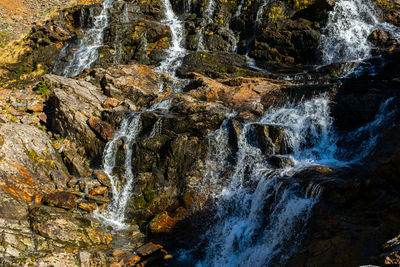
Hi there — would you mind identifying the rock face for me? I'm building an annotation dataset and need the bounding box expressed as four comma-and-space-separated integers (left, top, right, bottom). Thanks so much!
0, 123, 69, 219
0, 0, 400, 266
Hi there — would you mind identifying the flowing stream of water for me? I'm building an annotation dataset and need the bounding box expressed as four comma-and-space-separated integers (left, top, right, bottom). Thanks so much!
320, 0, 399, 65
184, 96, 396, 266
197, 0, 216, 51
54, 0, 116, 77
244, 0, 269, 72
93, 100, 172, 230
156, 0, 186, 91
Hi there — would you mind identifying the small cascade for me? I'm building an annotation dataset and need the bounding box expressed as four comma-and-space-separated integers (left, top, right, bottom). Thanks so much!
200, 113, 236, 196
93, 113, 142, 230
54, 0, 116, 77
234, 0, 245, 18
197, 0, 217, 51
93, 99, 172, 229
183, 0, 192, 13
156, 0, 186, 91
192, 96, 397, 266
244, 0, 269, 71
320, 0, 400, 65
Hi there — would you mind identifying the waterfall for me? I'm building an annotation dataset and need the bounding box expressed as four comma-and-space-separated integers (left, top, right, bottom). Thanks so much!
191, 96, 397, 266
93, 100, 171, 230
244, 0, 269, 72
93, 113, 142, 230
184, 0, 192, 13
156, 0, 186, 91
320, 0, 400, 65
54, 0, 116, 77
197, 0, 216, 51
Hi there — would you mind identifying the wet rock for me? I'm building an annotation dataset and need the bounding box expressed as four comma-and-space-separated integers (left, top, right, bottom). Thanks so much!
368, 29, 389, 47
136, 242, 163, 257
88, 117, 115, 142
178, 52, 264, 79
42, 191, 77, 210
250, 124, 290, 155
269, 155, 295, 169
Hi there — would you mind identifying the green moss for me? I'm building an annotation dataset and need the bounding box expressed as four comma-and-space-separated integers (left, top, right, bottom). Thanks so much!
37, 81, 50, 99
132, 194, 147, 209
144, 190, 156, 202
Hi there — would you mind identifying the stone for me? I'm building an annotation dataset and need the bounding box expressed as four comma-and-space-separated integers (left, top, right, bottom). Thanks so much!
368, 29, 389, 47
42, 191, 77, 210
250, 124, 289, 155
103, 97, 121, 109
0, 123, 69, 219
88, 117, 115, 142
135, 242, 163, 257
67, 176, 79, 188
149, 212, 178, 233
30, 205, 112, 247
89, 186, 107, 196
94, 170, 111, 187
78, 201, 98, 211
269, 155, 295, 169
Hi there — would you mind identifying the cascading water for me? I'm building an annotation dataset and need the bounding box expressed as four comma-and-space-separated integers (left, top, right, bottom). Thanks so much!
197, 0, 216, 51
93, 100, 172, 230
54, 0, 116, 77
320, 0, 400, 65
156, 0, 186, 91
93, 113, 142, 230
244, 0, 269, 72
190, 96, 397, 266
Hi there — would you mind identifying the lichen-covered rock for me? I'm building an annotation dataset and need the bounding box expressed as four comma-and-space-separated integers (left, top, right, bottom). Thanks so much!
0, 123, 69, 219
44, 74, 107, 166
30, 205, 112, 248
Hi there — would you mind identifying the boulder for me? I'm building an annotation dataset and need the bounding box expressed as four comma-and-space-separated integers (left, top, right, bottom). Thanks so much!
42, 191, 77, 210
88, 117, 115, 142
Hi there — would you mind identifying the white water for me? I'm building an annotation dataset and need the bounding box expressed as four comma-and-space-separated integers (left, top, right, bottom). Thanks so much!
320, 0, 400, 65
195, 96, 396, 266
184, 0, 192, 13
93, 113, 142, 230
93, 99, 172, 229
156, 0, 186, 91
57, 0, 116, 77
244, 0, 269, 71
197, 0, 217, 51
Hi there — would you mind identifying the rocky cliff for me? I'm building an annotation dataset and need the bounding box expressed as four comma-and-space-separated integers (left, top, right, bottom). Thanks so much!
0, 0, 399, 266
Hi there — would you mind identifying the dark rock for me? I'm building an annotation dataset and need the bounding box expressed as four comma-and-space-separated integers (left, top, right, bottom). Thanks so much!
250, 124, 290, 155
136, 242, 163, 257
269, 155, 295, 169
42, 191, 77, 210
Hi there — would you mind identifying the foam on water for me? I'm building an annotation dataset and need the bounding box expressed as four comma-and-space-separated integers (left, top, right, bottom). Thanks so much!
320, 0, 400, 65
194, 96, 396, 266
